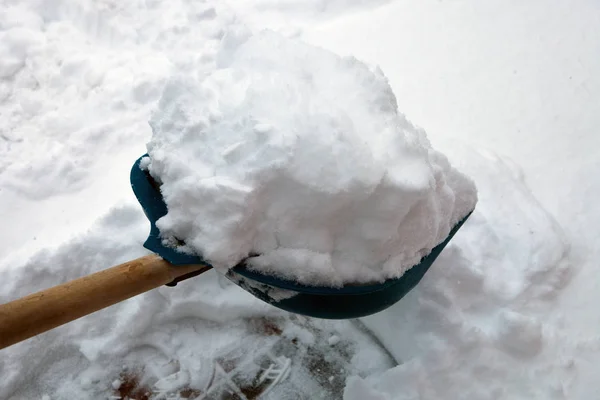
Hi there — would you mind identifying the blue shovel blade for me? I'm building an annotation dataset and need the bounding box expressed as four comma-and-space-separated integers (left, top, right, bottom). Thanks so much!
131, 155, 473, 319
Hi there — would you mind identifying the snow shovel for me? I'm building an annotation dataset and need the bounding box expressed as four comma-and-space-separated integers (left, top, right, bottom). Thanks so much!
0, 155, 472, 350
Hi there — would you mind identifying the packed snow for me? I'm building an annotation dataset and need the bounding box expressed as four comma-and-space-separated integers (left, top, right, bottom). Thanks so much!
1, 0, 599, 399
146, 30, 476, 286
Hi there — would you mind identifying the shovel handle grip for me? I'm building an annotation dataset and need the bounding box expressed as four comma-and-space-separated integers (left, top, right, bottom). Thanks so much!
0, 255, 210, 350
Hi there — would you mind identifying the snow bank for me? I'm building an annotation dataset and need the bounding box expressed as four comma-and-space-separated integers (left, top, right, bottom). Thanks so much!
345, 145, 573, 399
146, 30, 477, 286
1, 204, 394, 399
0, 0, 238, 258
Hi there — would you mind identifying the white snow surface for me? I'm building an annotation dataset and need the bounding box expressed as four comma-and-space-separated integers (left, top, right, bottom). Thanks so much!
146, 30, 477, 286
1, 0, 599, 399
345, 146, 574, 399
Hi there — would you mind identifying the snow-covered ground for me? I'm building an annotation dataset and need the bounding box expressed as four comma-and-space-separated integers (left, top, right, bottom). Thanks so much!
1, 0, 599, 399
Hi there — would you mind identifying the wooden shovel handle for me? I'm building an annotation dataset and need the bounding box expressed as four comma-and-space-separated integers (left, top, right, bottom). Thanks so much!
0, 255, 210, 350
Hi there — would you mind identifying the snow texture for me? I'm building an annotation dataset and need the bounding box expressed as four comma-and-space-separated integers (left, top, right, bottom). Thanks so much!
1, 0, 599, 399
146, 30, 477, 286
346, 145, 573, 399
